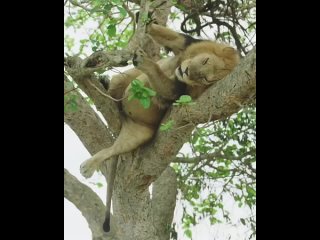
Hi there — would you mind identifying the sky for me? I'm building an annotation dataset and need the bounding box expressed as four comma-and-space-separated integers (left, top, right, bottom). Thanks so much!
64, 4, 255, 239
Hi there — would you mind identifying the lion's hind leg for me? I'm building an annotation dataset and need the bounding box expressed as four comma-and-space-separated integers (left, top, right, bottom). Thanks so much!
80, 119, 155, 178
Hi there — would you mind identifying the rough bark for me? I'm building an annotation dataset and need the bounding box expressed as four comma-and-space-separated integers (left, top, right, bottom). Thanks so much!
64, 75, 119, 238
64, 75, 114, 153
152, 167, 178, 240
64, 64, 122, 134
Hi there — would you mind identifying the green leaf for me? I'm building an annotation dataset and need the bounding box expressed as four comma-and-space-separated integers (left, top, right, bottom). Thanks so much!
131, 79, 143, 88
177, 95, 192, 103
111, 0, 121, 4
128, 94, 135, 101
117, 6, 127, 17
129, 80, 156, 108
209, 217, 219, 224
64, 35, 75, 51
79, 39, 88, 44
145, 87, 156, 96
240, 218, 246, 225
193, 192, 199, 199
107, 25, 116, 38
246, 186, 256, 197
140, 98, 151, 109
160, 120, 174, 131
173, 95, 195, 106
103, 4, 113, 13
96, 182, 103, 188
184, 229, 192, 239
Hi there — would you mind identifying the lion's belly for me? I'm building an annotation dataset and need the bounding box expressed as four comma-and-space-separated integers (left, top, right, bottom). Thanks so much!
122, 97, 165, 127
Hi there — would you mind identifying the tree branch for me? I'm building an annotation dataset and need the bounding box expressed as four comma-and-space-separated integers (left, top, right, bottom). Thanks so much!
64, 66, 122, 134
64, 75, 114, 154
65, 76, 120, 239
69, 0, 105, 13
173, 152, 221, 163
64, 74, 118, 194
64, 168, 111, 238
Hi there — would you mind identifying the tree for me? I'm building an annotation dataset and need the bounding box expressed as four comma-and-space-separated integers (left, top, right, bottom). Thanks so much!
64, 0, 256, 239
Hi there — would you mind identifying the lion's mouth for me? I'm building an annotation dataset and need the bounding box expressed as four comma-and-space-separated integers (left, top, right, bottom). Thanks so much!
178, 66, 183, 77
177, 65, 189, 78
175, 66, 183, 81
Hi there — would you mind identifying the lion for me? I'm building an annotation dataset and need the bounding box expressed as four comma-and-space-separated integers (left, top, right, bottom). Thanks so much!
79, 23, 240, 232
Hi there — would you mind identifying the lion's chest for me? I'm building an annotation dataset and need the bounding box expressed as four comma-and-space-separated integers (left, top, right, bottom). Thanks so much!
121, 57, 179, 126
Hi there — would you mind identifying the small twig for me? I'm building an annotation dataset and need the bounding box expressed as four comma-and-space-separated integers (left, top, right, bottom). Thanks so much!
64, 86, 79, 95
122, 2, 136, 37
69, 0, 104, 13
88, 80, 125, 102
173, 122, 194, 132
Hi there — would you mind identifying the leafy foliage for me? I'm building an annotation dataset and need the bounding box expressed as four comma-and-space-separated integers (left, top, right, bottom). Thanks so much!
64, 0, 134, 56
172, 106, 256, 239
128, 79, 156, 109
173, 95, 195, 106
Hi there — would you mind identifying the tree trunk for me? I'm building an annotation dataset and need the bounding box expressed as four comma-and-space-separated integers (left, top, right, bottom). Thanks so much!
108, 154, 177, 240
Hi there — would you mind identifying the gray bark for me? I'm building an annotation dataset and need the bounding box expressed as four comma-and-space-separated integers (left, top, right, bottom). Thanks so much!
152, 167, 178, 240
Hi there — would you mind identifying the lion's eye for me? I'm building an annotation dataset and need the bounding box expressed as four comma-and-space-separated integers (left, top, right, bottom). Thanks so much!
202, 58, 209, 65
203, 76, 209, 83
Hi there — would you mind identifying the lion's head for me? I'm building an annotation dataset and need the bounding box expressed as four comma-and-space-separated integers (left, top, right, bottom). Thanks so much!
175, 42, 240, 86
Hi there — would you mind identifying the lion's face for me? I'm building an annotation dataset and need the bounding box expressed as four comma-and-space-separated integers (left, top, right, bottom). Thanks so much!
175, 47, 239, 86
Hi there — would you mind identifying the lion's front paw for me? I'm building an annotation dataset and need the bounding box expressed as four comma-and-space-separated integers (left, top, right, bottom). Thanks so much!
80, 159, 97, 178
133, 48, 147, 67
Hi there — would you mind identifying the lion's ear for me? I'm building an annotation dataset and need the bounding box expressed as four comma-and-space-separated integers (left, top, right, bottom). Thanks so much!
223, 47, 237, 55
